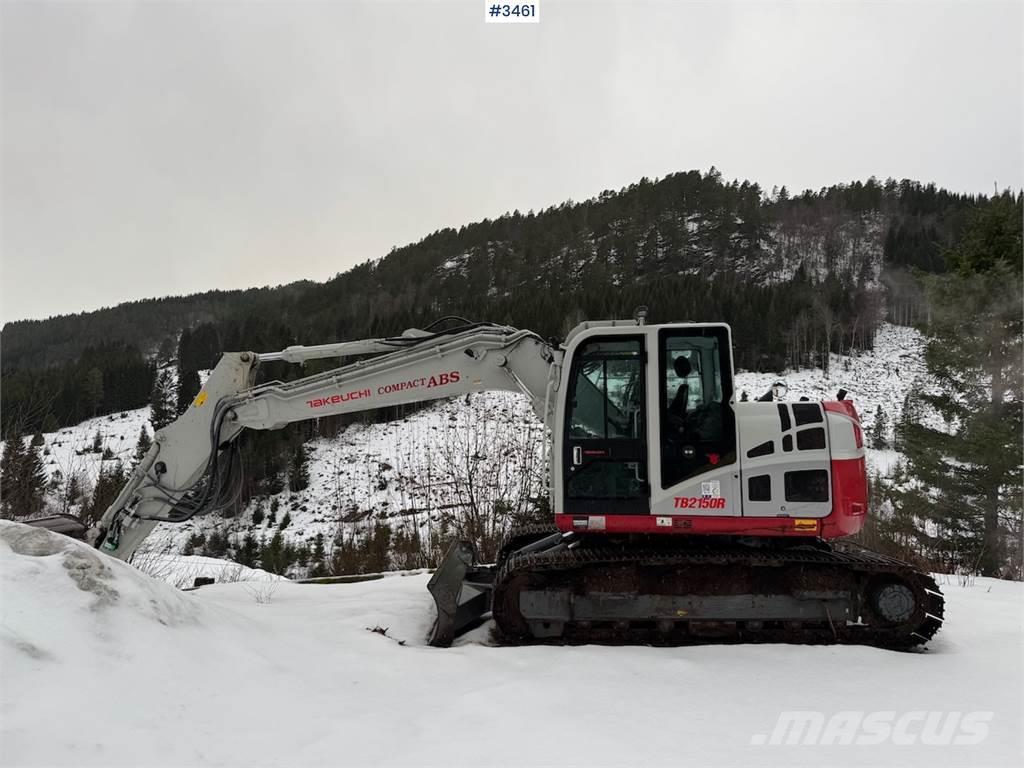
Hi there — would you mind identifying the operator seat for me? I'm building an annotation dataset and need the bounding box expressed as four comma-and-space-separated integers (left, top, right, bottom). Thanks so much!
668, 356, 691, 419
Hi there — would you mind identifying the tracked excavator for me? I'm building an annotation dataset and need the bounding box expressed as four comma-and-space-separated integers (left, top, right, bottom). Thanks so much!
35, 313, 944, 649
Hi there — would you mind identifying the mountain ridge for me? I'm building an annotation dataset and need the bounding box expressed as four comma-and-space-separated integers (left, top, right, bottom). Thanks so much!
1, 169, 983, 437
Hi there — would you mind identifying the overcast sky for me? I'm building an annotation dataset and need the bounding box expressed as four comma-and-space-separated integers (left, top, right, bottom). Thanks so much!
1, 0, 1020, 324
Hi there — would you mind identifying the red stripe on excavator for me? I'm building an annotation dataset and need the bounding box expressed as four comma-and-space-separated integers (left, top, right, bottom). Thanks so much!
823, 400, 859, 420
556, 456, 869, 540
823, 456, 868, 537
824, 400, 863, 448
555, 514, 824, 537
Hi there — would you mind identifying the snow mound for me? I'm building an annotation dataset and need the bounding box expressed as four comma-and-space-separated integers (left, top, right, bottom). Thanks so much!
0, 522, 203, 647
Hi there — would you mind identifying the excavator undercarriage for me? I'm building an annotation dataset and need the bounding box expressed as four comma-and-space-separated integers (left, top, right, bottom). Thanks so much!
428, 526, 945, 649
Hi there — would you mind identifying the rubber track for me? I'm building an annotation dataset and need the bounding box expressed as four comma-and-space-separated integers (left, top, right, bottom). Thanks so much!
492, 541, 945, 650
495, 523, 561, 568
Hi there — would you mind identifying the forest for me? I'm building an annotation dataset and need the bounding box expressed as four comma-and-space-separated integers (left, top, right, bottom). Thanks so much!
0, 169, 984, 437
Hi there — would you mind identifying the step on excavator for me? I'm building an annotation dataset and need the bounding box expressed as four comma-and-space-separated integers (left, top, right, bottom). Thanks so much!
31, 313, 944, 649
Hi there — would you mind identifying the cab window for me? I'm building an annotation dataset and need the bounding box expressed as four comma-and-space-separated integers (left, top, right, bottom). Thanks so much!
659, 326, 736, 488
567, 339, 643, 440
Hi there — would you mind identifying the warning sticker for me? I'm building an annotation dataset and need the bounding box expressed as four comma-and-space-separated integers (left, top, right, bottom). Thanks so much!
701, 480, 721, 499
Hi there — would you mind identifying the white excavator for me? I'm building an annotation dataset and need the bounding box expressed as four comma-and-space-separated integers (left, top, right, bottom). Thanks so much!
32, 312, 944, 648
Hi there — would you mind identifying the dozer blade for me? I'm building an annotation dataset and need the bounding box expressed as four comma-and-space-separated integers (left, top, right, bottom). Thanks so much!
426, 540, 495, 647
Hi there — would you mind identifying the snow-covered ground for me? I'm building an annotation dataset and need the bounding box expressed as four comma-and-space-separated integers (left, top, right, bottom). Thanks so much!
2, 522, 1021, 768
131, 552, 285, 589
733, 322, 929, 438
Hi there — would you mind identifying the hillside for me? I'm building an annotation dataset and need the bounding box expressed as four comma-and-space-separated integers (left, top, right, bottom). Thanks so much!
2, 521, 1021, 768
1, 179, 1017, 582
1, 171, 983, 437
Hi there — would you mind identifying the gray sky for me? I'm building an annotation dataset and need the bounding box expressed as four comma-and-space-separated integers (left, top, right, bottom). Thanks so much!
2, 0, 1021, 324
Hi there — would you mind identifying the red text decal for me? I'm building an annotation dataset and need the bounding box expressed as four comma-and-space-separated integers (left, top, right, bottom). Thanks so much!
377, 370, 461, 395
673, 497, 727, 510
306, 388, 372, 409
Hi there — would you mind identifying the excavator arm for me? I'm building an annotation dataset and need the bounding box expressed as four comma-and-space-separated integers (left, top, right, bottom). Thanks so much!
94, 321, 560, 563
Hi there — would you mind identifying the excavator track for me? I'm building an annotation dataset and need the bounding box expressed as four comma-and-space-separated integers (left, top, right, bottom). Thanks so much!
491, 540, 944, 650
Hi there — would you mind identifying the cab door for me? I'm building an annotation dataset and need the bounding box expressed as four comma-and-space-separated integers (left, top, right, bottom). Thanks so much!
563, 335, 650, 516
653, 325, 741, 515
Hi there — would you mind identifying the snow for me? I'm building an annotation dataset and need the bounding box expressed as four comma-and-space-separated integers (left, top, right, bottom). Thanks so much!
3, 406, 153, 519
733, 322, 929, 442
2, 521, 1021, 768
130, 552, 285, 589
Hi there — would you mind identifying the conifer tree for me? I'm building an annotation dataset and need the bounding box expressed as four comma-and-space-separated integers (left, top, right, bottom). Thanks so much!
86, 462, 127, 526
900, 194, 1023, 576
870, 406, 889, 449
84, 367, 104, 416
236, 533, 260, 568
149, 369, 175, 431
261, 531, 288, 575
135, 425, 152, 460
20, 441, 49, 517
288, 444, 310, 493
0, 430, 26, 518
175, 369, 201, 415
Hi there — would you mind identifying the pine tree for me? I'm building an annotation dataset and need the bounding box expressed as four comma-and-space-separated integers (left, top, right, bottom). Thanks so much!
135, 425, 152, 460
0, 430, 26, 518
176, 369, 201, 415
288, 444, 310, 492
261, 531, 289, 575
86, 462, 127, 526
894, 392, 922, 452
149, 368, 175, 431
902, 195, 1023, 576
20, 441, 49, 517
84, 367, 104, 416
236, 533, 260, 568
206, 530, 229, 558
64, 472, 84, 513
870, 406, 889, 449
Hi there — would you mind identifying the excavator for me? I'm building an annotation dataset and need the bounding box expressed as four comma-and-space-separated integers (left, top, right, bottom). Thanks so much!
31, 313, 944, 649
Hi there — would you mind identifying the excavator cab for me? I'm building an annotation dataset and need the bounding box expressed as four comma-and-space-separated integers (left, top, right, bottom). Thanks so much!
554, 322, 739, 531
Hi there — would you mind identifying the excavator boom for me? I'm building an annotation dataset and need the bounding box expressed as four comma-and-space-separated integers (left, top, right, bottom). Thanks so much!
93, 321, 558, 562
